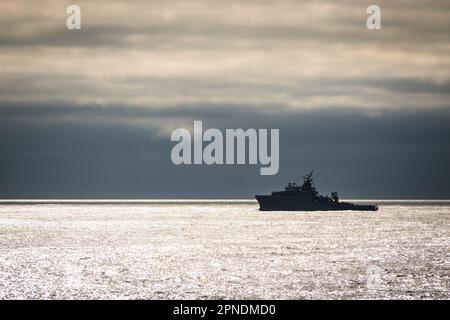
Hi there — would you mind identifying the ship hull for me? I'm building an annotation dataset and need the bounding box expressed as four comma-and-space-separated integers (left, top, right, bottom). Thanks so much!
255, 195, 378, 211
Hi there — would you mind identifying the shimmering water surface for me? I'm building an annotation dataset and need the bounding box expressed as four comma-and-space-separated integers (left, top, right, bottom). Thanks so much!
0, 201, 448, 299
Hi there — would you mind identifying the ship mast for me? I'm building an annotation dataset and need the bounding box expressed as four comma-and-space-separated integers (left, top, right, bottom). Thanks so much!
303, 170, 314, 184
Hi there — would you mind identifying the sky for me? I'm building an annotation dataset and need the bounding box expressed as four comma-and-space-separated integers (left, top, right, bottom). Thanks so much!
0, 0, 449, 198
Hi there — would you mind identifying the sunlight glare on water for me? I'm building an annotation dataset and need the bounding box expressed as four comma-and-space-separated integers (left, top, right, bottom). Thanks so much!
0, 202, 448, 299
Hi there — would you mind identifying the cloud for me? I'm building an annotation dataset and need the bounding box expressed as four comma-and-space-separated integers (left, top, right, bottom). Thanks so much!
1, 1, 450, 198
0, 0, 449, 108
1, 102, 450, 198
2, 101, 450, 144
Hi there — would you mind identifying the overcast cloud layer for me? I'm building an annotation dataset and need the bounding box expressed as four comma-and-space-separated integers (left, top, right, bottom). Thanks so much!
0, 0, 449, 198
1, 0, 450, 109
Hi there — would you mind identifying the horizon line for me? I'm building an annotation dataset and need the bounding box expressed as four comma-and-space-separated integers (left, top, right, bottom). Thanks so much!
1, 199, 450, 205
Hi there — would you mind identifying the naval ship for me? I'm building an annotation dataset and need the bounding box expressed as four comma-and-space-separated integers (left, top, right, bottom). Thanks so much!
255, 171, 378, 211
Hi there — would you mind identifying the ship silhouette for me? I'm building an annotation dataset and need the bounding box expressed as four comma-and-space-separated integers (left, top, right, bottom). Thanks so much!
255, 171, 378, 211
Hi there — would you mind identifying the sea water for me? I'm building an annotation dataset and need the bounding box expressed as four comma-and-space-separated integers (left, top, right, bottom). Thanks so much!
0, 201, 448, 299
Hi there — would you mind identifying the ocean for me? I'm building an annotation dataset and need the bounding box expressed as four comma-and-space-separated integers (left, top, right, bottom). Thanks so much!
0, 200, 448, 299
